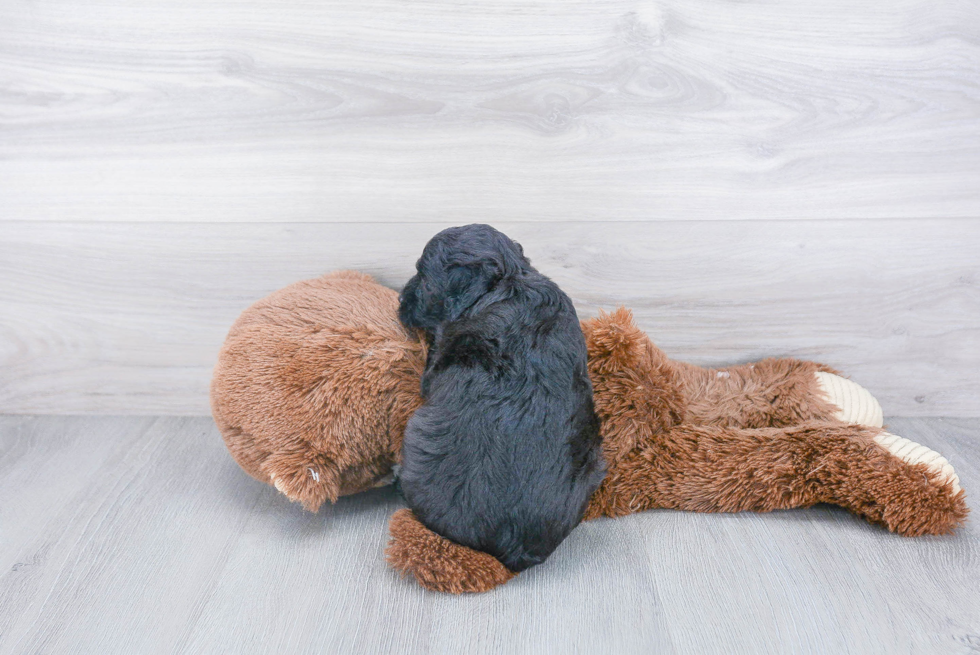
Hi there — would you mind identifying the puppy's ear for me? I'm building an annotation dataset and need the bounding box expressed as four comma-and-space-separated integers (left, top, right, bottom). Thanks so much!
403, 225, 530, 326
441, 232, 529, 320
443, 259, 505, 321
398, 275, 422, 327
399, 267, 489, 329
399, 274, 440, 331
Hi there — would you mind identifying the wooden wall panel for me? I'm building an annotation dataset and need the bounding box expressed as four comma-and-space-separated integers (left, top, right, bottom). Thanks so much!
1, 0, 978, 223
1, 0, 978, 415
1, 219, 977, 415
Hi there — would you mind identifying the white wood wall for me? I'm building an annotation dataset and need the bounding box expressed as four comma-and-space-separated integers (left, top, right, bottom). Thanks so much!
1, 0, 978, 415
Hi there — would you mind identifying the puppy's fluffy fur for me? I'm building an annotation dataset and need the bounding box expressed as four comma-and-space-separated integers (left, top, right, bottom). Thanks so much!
397, 224, 605, 572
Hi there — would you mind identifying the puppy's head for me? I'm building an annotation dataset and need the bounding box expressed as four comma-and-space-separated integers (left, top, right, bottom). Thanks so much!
399, 224, 530, 330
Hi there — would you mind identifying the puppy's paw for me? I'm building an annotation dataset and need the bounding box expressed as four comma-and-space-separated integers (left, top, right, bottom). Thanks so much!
814, 372, 883, 427
875, 431, 961, 495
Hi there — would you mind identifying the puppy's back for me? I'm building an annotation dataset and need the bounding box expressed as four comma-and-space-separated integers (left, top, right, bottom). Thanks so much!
399, 273, 604, 572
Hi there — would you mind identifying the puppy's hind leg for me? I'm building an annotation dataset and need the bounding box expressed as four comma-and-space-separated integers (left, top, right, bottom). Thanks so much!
386, 509, 517, 593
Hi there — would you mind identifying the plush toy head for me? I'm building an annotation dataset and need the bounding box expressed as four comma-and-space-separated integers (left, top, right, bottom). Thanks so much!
210, 271, 425, 511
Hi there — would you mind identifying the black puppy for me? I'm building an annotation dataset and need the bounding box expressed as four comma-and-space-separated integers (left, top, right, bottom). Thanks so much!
397, 224, 604, 573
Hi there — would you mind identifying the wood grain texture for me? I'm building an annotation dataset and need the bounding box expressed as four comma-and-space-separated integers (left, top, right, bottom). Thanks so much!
1, 0, 979, 223
2, 219, 979, 416
0, 416, 977, 654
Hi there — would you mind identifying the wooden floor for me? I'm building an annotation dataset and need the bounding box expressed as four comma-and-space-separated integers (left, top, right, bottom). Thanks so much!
0, 415, 977, 654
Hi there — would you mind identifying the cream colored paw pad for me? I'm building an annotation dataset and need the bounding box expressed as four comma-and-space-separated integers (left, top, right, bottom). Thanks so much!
814, 372, 883, 427
271, 475, 290, 496
875, 432, 961, 494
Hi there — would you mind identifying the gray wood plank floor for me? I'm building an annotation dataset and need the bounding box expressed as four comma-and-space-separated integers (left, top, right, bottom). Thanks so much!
0, 416, 977, 654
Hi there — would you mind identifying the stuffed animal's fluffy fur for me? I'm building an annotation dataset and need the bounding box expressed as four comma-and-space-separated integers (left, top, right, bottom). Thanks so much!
212, 272, 968, 594
396, 225, 604, 572
211, 270, 425, 510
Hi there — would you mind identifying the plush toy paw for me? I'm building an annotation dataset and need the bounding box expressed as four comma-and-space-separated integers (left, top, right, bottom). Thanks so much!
266, 462, 342, 512
269, 472, 325, 511
875, 432, 962, 494
814, 372, 883, 427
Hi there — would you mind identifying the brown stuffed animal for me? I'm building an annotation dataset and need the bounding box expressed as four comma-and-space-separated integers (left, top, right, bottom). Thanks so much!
211, 271, 968, 594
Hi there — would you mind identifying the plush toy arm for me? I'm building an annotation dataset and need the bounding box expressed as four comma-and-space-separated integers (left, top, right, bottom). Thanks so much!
585, 422, 967, 536
672, 358, 882, 429
259, 446, 347, 512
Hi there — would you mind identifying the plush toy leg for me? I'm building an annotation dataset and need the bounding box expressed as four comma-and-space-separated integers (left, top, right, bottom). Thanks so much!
585, 422, 967, 536
874, 431, 961, 494
674, 359, 883, 429
814, 371, 883, 427
386, 509, 517, 593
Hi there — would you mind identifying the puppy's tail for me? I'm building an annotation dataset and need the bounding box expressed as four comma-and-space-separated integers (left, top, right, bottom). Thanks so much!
385, 509, 517, 593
